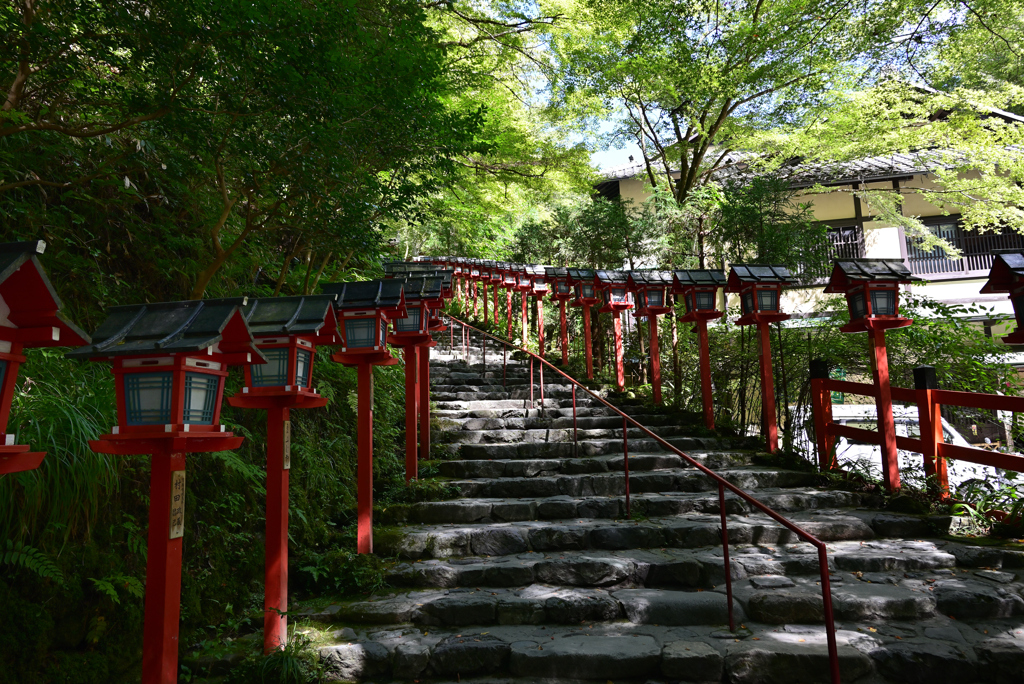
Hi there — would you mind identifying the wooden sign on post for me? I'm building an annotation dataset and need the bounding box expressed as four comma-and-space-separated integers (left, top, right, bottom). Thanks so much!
283, 421, 291, 470
170, 470, 185, 540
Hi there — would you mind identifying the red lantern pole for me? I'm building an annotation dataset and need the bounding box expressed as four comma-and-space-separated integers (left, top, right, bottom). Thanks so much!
757, 320, 779, 453
583, 306, 594, 379
506, 290, 513, 339
559, 300, 569, 366
142, 447, 187, 684
419, 341, 433, 462
493, 285, 500, 330
264, 406, 289, 652
356, 361, 374, 553
612, 311, 625, 391
521, 292, 528, 345
537, 298, 545, 357
697, 319, 715, 430
473, 281, 479, 318
483, 282, 489, 324
649, 315, 662, 404
404, 346, 419, 481
870, 325, 901, 491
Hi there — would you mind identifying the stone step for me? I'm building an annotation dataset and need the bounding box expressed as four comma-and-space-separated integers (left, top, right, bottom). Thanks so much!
434, 413, 682, 431
377, 509, 880, 560
433, 388, 592, 402
307, 593, 1024, 683
383, 539, 967, 590
456, 436, 739, 460
435, 398, 602, 411
435, 453, 759, 479
440, 425, 698, 445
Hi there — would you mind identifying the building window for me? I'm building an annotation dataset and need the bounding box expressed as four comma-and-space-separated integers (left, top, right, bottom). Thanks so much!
827, 224, 865, 260
906, 219, 1024, 276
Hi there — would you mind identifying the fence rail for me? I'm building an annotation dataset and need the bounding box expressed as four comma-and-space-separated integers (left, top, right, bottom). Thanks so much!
445, 314, 842, 684
810, 362, 1024, 486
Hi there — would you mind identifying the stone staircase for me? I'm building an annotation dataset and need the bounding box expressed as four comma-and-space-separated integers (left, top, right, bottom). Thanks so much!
308, 327, 1024, 683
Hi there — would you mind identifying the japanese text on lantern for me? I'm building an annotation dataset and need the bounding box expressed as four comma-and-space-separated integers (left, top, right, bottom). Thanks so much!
170, 470, 186, 539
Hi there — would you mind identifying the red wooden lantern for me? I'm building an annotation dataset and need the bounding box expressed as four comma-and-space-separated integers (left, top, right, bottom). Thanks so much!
528, 265, 550, 355
386, 276, 444, 482
485, 259, 501, 326
595, 270, 633, 391
323, 280, 405, 554
546, 267, 573, 366
726, 265, 797, 452
228, 295, 338, 654
567, 268, 599, 379
824, 259, 918, 489
512, 264, 534, 342
980, 250, 1024, 344
673, 270, 727, 429
0, 240, 90, 475
67, 298, 263, 684
627, 271, 674, 404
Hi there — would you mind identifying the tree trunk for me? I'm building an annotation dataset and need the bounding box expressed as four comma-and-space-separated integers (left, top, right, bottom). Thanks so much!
273, 237, 305, 296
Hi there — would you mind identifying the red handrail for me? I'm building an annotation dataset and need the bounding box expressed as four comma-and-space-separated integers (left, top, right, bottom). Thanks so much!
446, 314, 841, 684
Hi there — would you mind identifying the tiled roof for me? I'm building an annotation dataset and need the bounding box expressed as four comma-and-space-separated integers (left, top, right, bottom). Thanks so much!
241, 295, 338, 336
824, 259, 919, 293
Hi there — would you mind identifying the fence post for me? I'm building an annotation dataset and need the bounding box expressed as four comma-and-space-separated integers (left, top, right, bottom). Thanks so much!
914, 365, 949, 498
810, 359, 836, 471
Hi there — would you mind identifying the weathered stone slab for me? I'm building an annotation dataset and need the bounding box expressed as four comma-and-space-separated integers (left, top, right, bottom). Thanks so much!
509, 635, 661, 679
613, 588, 740, 625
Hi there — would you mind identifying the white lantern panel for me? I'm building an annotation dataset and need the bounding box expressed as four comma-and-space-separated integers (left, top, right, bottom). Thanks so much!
183, 372, 219, 424
125, 372, 174, 425
251, 347, 290, 387
758, 289, 779, 312
345, 318, 379, 348
871, 289, 896, 316
295, 349, 312, 386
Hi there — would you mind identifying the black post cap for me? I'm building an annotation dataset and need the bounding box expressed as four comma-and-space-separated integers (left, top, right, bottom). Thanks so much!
914, 365, 938, 390
810, 358, 830, 379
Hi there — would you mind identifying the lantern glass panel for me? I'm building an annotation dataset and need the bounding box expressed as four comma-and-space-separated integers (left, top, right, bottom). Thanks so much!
557, 282, 571, 294
0, 359, 6, 391
850, 292, 867, 320
611, 287, 627, 303
871, 289, 896, 316
684, 293, 693, 313
647, 289, 664, 307
125, 372, 174, 425
395, 307, 423, 333
184, 372, 219, 424
742, 292, 754, 314
581, 284, 594, 299
758, 289, 779, 312
296, 349, 312, 386
251, 348, 290, 386
695, 291, 715, 310
345, 318, 378, 348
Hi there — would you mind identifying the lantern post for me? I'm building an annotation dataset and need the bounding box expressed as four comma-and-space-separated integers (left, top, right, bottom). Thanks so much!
469, 259, 482, 319
481, 260, 495, 324
380, 275, 444, 481
529, 265, 550, 356
726, 265, 797, 453
627, 271, 674, 404
595, 270, 633, 392
501, 264, 518, 339
546, 267, 573, 366
68, 299, 262, 684
0, 240, 91, 475
825, 259, 919, 490
673, 269, 727, 429
227, 295, 339, 653
514, 265, 534, 345
325, 280, 406, 553
567, 268, 599, 379
490, 262, 502, 331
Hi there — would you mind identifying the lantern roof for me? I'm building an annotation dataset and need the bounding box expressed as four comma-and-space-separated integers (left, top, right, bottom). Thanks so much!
67, 298, 261, 359
322, 279, 406, 313
528, 265, 548, 278
980, 250, 1024, 294
673, 269, 727, 289
398, 275, 445, 303
240, 295, 339, 339
626, 270, 674, 289
725, 264, 797, 292
0, 240, 91, 347
383, 261, 437, 277
566, 268, 596, 283
824, 259, 920, 293
594, 269, 630, 285
545, 266, 569, 279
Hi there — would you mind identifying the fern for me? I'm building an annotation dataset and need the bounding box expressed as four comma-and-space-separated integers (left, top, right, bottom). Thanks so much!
2, 539, 64, 585
89, 573, 144, 604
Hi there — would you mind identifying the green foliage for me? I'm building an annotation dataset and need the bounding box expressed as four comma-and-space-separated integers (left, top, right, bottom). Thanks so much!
297, 549, 388, 597
224, 636, 325, 684
2, 540, 64, 585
